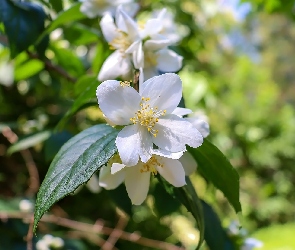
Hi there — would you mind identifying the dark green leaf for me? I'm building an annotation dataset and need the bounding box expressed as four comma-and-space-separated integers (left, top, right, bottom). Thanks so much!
7, 130, 52, 155
56, 76, 99, 130
34, 124, 119, 231
63, 23, 100, 46
0, 0, 47, 57
157, 176, 205, 249
189, 139, 241, 213
44, 131, 73, 162
201, 200, 235, 250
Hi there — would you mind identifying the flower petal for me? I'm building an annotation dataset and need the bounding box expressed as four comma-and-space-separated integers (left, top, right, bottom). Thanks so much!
186, 117, 210, 138
152, 148, 184, 159
99, 166, 125, 190
153, 114, 203, 152
155, 156, 186, 187
144, 38, 172, 51
125, 165, 150, 205
111, 163, 126, 174
100, 13, 117, 42
141, 67, 159, 83
98, 51, 132, 81
116, 124, 141, 166
140, 73, 182, 113
156, 49, 183, 72
179, 152, 198, 175
117, 6, 139, 40
87, 174, 102, 193
138, 126, 153, 163
172, 107, 192, 117
96, 79, 141, 125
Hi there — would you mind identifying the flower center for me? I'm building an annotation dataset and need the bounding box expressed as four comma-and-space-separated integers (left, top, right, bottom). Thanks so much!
93, 0, 109, 8
109, 31, 132, 53
144, 51, 158, 67
120, 81, 131, 87
140, 156, 163, 175
130, 97, 166, 137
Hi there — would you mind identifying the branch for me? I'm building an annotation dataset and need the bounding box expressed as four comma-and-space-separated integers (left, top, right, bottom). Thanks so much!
0, 212, 184, 250
26, 51, 77, 83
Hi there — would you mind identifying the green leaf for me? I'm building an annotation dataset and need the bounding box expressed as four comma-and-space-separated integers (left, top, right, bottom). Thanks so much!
44, 131, 72, 162
63, 23, 100, 46
56, 76, 99, 130
50, 44, 85, 78
34, 124, 119, 231
7, 130, 52, 155
201, 200, 235, 250
189, 139, 241, 213
37, 2, 85, 43
14, 59, 44, 81
157, 176, 205, 250
0, 0, 47, 57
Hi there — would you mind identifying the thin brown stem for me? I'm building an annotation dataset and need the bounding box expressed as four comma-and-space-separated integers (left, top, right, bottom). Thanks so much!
0, 212, 184, 250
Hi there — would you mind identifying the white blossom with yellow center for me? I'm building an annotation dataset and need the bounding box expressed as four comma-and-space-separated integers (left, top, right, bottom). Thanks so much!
96, 73, 203, 166
80, 0, 139, 18
98, 7, 143, 81
99, 153, 186, 205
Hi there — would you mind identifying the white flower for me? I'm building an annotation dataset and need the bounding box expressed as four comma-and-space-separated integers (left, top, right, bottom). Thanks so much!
96, 73, 203, 166
50, 237, 64, 248
151, 9, 183, 43
19, 199, 34, 213
241, 238, 263, 250
36, 240, 49, 250
142, 48, 183, 81
98, 7, 143, 81
86, 174, 102, 193
80, 0, 139, 18
99, 153, 186, 205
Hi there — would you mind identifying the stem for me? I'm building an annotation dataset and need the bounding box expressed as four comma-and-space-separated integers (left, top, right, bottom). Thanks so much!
132, 69, 140, 92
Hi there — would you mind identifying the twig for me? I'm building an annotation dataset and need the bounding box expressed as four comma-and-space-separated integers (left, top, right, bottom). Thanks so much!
2, 127, 40, 196
26, 51, 77, 83
102, 215, 128, 250
26, 215, 34, 250
133, 69, 140, 91
0, 212, 184, 250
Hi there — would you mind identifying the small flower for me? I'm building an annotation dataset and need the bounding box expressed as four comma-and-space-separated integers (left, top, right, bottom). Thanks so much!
80, 0, 139, 18
98, 7, 143, 81
141, 48, 183, 81
241, 238, 263, 250
19, 199, 34, 213
96, 73, 203, 166
99, 153, 186, 205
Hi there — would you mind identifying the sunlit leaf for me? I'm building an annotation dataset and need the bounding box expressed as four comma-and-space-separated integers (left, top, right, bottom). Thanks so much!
7, 130, 52, 155
34, 124, 119, 231
14, 59, 44, 81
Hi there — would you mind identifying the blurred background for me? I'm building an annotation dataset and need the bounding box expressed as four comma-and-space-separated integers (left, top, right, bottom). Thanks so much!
0, 0, 295, 249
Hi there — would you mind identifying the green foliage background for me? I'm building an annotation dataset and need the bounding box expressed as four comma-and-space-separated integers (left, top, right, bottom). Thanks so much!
1, 0, 295, 249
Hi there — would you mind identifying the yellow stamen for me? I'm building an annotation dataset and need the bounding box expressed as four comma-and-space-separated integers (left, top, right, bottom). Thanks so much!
109, 30, 131, 53
140, 156, 163, 175
120, 81, 131, 87
130, 97, 166, 137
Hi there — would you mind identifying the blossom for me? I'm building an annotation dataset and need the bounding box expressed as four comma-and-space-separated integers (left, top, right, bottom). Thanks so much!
141, 48, 183, 81
80, 0, 139, 18
96, 73, 203, 166
98, 7, 143, 81
99, 153, 186, 205
151, 9, 183, 44
241, 238, 263, 250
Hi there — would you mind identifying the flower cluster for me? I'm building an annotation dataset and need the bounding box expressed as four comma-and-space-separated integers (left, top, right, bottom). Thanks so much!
96, 73, 209, 204
97, 6, 183, 82
81, 1, 209, 205
36, 234, 64, 250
